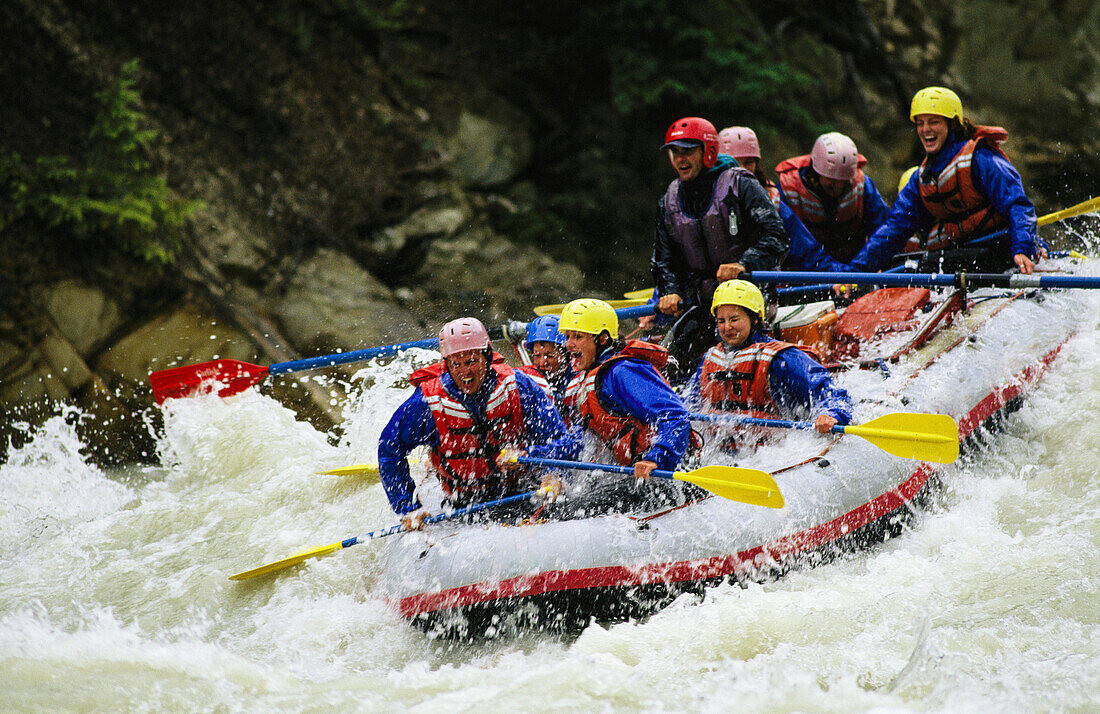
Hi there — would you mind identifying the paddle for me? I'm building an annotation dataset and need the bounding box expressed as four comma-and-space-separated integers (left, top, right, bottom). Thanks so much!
623, 288, 654, 300
744, 270, 1100, 291
152, 304, 659, 403
513, 456, 784, 509
533, 298, 648, 316
690, 412, 959, 464
318, 463, 379, 479
228, 489, 539, 581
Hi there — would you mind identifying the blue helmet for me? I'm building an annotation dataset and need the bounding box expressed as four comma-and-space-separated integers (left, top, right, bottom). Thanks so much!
525, 315, 566, 348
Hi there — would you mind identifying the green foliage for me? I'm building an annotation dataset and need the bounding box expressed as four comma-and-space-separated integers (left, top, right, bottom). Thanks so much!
0, 59, 202, 265
598, 1, 819, 134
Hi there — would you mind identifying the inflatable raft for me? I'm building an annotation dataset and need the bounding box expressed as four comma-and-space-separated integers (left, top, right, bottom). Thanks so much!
376, 279, 1092, 638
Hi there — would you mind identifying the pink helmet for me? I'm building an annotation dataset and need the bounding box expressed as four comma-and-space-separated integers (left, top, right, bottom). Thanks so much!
438, 317, 491, 358
718, 126, 761, 160
810, 132, 860, 182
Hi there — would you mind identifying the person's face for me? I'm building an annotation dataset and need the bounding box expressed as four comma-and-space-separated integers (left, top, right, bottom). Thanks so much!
715, 304, 754, 348
817, 175, 851, 198
668, 145, 705, 182
444, 350, 489, 395
736, 157, 758, 174
914, 114, 950, 155
562, 330, 599, 372
530, 341, 566, 377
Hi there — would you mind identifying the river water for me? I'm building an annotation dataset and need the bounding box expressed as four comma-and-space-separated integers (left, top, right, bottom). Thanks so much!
3, 274, 1100, 712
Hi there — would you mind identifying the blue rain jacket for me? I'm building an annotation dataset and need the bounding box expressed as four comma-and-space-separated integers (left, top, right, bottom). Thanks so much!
528, 349, 692, 470
684, 330, 853, 425
378, 367, 567, 515
838, 138, 1038, 272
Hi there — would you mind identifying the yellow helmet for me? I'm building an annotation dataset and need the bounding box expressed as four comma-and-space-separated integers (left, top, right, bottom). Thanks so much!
898, 166, 918, 193
711, 279, 765, 320
558, 298, 619, 338
910, 86, 963, 123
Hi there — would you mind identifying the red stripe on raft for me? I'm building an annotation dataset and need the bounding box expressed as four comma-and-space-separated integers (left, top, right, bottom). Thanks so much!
396, 339, 1071, 618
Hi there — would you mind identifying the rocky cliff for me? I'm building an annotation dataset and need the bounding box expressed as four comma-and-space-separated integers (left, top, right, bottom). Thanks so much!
2, 0, 1097, 462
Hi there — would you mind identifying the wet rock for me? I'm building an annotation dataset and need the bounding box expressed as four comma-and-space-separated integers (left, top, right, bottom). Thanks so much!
95, 302, 257, 384
413, 226, 583, 322
355, 201, 471, 280
447, 111, 533, 188
268, 248, 423, 354
38, 279, 125, 356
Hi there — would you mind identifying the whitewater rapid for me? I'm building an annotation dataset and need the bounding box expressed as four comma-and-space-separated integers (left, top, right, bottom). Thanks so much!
3, 297, 1099, 711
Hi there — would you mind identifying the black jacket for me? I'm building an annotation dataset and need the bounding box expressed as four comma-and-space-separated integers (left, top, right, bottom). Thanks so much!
651, 158, 789, 308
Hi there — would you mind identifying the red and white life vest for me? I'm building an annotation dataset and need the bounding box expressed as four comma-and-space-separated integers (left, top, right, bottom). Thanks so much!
918, 125, 1011, 251
698, 340, 818, 417
515, 364, 554, 401
775, 154, 868, 262
415, 362, 526, 497
561, 340, 670, 465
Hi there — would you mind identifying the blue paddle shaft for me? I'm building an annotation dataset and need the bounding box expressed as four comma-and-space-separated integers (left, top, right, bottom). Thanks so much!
515, 455, 677, 480
267, 304, 657, 377
748, 271, 1100, 290
690, 412, 825, 432
345, 490, 539, 547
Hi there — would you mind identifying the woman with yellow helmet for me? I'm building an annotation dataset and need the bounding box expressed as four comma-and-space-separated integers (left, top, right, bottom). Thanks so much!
522, 298, 693, 483
833, 86, 1042, 274
686, 280, 852, 437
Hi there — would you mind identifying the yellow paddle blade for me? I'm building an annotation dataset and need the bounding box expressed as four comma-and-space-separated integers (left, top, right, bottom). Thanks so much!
844, 412, 959, 464
623, 288, 654, 300
318, 463, 379, 477
1038, 196, 1100, 226
672, 465, 784, 509
229, 541, 344, 581
533, 298, 649, 316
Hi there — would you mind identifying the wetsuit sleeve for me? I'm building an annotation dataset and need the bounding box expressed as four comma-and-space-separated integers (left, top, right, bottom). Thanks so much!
843, 180, 931, 272
736, 173, 790, 271
972, 146, 1039, 259
861, 177, 891, 237
377, 389, 439, 515
514, 370, 567, 445
601, 360, 691, 469
652, 201, 689, 301
767, 348, 853, 425
779, 201, 849, 273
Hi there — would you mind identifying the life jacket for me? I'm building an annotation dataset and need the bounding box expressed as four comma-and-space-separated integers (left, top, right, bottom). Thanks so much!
414, 360, 526, 497
662, 166, 756, 300
918, 126, 1011, 251
562, 340, 672, 465
774, 155, 868, 262
698, 340, 820, 418
761, 177, 782, 209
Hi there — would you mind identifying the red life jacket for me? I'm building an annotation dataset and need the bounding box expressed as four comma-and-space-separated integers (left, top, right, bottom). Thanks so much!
561, 340, 671, 466
415, 361, 526, 497
774, 154, 869, 262
918, 126, 1011, 251
698, 340, 820, 418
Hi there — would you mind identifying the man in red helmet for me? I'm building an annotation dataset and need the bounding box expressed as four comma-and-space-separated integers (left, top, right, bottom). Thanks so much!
377, 317, 567, 530
774, 132, 889, 263
652, 117, 789, 382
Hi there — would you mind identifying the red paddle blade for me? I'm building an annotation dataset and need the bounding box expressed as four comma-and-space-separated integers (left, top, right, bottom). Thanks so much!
149, 359, 270, 404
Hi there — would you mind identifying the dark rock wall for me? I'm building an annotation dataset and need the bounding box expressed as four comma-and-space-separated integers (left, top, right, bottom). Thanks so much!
1, 0, 1096, 461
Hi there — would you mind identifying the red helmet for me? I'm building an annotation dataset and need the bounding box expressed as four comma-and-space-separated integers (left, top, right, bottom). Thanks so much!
438, 317, 491, 358
810, 132, 860, 182
718, 126, 761, 160
661, 117, 719, 168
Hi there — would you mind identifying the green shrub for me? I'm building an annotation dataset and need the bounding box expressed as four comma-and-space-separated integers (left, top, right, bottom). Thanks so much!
0, 59, 202, 265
